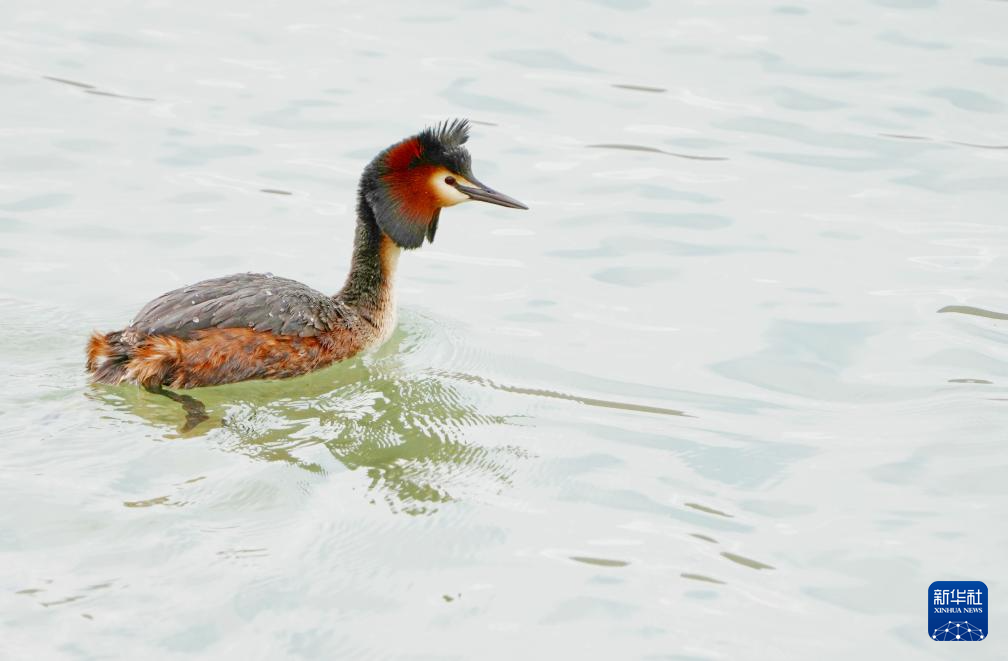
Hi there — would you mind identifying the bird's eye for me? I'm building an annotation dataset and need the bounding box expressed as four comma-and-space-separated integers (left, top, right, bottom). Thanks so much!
444, 175, 457, 186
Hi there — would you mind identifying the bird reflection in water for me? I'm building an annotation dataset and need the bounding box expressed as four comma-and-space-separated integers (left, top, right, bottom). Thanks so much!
88, 327, 525, 514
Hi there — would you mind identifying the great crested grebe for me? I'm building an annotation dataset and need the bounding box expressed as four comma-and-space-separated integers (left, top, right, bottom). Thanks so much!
87, 119, 526, 396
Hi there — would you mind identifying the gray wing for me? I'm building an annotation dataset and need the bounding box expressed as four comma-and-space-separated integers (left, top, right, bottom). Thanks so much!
128, 273, 350, 338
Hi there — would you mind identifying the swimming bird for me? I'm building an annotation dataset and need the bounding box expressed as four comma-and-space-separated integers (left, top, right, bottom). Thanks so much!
86, 119, 526, 397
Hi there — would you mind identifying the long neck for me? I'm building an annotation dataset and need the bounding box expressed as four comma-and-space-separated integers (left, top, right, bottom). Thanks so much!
335, 195, 401, 321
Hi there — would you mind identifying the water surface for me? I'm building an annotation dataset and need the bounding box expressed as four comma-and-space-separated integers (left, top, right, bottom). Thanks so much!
1, 1, 1007, 658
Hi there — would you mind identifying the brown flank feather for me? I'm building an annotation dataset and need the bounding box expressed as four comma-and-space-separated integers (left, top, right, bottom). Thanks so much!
88, 327, 367, 389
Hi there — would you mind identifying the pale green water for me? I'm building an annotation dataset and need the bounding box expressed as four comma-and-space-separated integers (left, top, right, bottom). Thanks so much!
2, 1, 1007, 658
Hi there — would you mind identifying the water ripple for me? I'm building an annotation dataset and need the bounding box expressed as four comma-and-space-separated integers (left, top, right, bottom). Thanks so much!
587, 143, 729, 161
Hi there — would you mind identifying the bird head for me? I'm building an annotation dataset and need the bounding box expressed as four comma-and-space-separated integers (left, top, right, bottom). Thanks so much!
361, 119, 527, 249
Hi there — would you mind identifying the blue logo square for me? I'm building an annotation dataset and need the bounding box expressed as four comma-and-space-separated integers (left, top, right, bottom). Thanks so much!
929, 581, 987, 641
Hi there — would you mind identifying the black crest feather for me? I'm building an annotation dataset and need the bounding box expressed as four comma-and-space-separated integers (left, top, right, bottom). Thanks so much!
418, 118, 470, 152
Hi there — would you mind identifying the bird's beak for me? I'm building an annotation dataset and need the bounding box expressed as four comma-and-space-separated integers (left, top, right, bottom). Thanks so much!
454, 177, 528, 210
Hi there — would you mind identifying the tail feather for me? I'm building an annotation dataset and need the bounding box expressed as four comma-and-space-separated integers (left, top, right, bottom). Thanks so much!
87, 330, 209, 430
87, 330, 185, 387
86, 331, 132, 384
